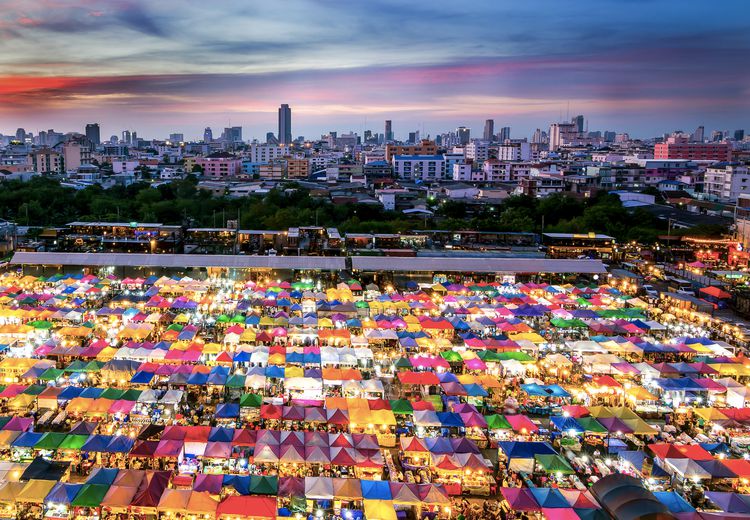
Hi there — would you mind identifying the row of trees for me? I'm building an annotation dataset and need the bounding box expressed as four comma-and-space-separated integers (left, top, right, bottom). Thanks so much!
0, 177, 726, 243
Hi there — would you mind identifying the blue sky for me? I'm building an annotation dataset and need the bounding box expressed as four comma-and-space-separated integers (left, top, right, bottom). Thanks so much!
0, 0, 748, 140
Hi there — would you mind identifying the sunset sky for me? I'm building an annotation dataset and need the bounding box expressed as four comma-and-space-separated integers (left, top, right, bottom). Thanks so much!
1, 0, 748, 141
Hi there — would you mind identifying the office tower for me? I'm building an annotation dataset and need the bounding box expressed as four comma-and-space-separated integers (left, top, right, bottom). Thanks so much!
364, 130, 373, 142
711, 130, 724, 142
498, 126, 511, 143
385, 120, 393, 141
571, 115, 584, 134
15, 128, 26, 141
278, 104, 292, 145
85, 123, 100, 146
532, 129, 543, 144
169, 133, 184, 143
222, 127, 242, 143
122, 130, 131, 145
734, 129, 745, 141
603, 131, 616, 142
203, 127, 213, 142
483, 119, 494, 141
131, 131, 138, 144
408, 132, 417, 144
456, 126, 470, 145
266, 132, 279, 145
692, 125, 705, 142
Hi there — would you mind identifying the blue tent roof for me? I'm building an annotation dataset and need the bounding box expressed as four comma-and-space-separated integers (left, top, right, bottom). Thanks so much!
216, 403, 240, 418
81, 435, 114, 453
618, 450, 647, 471
207, 366, 229, 385
654, 491, 696, 513
12, 431, 43, 447
498, 441, 557, 460
130, 371, 155, 384
103, 436, 134, 453
436, 412, 463, 428
463, 383, 489, 397
550, 416, 584, 434
208, 427, 235, 442
187, 371, 209, 385
45, 482, 83, 505
529, 487, 569, 508
361, 480, 392, 500
266, 366, 284, 378
86, 467, 119, 486
58, 386, 84, 400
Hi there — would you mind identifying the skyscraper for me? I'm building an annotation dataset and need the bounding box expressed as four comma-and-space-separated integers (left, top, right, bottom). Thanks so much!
571, 115, 584, 134
498, 127, 511, 143
15, 128, 26, 141
735, 130, 745, 141
456, 126, 470, 145
692, 125, 705, 142
122, 130, 131, 145
278, 104, 292, 145
483, 119, 495, 141
85, 123, 100, 146
203, 127, 213, 142
385, 120, 393, 141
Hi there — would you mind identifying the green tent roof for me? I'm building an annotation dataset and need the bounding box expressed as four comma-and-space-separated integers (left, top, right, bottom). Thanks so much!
35, 432, 67, 450
225, 374, 247, 388
249, 475, 278, 495
22, 384, 45, 395
71, 484, 110, 507
240, 393, 263, 408
440, 351, 463, 363
389, 399, 414, 415
394, 357, 412, 369
534, 454, 575, 475
120, 389, 142, 401
39, 368, 64, 381
575, 417, 608, 433
99, 388, 125, 400
64, 360, 88, 372
485, 414, 512, 430
58, 434, 89, 450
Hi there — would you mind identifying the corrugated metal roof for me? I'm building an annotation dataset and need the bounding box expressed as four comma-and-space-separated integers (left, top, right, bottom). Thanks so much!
10, 252, 346, 270
351, 256, 607, 274
10, 252, 607, 274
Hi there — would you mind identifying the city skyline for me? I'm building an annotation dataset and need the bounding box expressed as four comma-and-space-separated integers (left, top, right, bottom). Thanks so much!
0, 0, 748, 140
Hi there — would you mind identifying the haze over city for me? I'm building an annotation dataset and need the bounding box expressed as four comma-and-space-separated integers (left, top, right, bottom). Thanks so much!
1, 0, 749, 140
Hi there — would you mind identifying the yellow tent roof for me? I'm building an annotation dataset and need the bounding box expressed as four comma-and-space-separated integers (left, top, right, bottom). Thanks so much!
0, 431, 20, 449
0, 481, 25, 504
693, 408, 729, 422
625, 386, 657, 401
7, 394, 35, 410
364, 500, 397, 520
157, 489, 191, 513
16, 479, 56, 504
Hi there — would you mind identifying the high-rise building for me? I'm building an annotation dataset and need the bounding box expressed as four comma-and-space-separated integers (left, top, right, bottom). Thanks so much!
498, 127, 511, 143
15, 128, 26, 141
169, 133, 184, 143
222, 127, 242, 143
278, 104, 292, 145
692, 125, 705, 142
456, 126, 470, 145
131, 131, 138, 145
203, 127, 213, 142
711, 130, 725, 142
532, 129, 543, 144
385, 120, 393, 141
549, 122, 577, 151
483, 119, 494, 141
735, 130, 745, 141
122, 130, 131, 145
408, 132, 417, 144
571, 115, 584, 134
85, 123, 100, 146
266, 132, 279, 145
